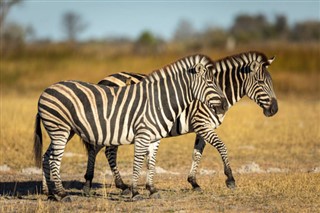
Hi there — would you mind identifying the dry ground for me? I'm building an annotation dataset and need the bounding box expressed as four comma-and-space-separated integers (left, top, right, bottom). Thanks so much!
1, 44, 319, 212
1, 94, 319, 212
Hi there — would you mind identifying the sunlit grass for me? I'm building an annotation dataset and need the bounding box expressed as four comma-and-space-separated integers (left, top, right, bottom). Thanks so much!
1, 43, 319, 97
1, 95, 319, 174
0, 173, 319, 212
0, 44, 319, 212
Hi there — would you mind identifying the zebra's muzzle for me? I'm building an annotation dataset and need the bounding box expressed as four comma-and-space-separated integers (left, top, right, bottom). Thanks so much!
210, 98, 228, 114
263, 98, 278, 117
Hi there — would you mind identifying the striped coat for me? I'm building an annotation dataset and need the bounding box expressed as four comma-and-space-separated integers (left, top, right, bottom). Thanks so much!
81, 51, 278, 195
34, 54, 227, 200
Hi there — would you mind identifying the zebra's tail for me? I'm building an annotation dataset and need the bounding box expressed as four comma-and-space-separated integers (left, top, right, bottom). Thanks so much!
33, 113, 43, 168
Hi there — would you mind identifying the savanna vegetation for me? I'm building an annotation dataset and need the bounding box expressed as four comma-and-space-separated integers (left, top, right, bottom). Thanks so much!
0, 42, 319, 212
0, 2, 319, 211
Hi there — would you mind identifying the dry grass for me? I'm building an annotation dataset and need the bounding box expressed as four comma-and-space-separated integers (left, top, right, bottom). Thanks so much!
1, 43, 319, 97
0, 94, 319, 212
0, 45, 319, 212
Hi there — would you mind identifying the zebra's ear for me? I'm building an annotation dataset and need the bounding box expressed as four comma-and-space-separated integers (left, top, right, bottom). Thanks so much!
267, 56, 275, 65
192, 63, 206, 76
125, 77, 132, 86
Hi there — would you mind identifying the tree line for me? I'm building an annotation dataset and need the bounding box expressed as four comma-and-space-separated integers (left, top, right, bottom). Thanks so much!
1, 1, 319, 55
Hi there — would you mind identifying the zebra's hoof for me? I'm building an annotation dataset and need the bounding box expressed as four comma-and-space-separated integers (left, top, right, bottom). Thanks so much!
121, 188, 132, 196
131, 194, 144, 201
226, 180, 236, 189
47, 194, 59, 201
83, 186, 91, 197
149, 192, 161, 199
188, 177, 201, 190
61, 195, 73, 202
193, 186, 203, 192
42, 189, 49, 195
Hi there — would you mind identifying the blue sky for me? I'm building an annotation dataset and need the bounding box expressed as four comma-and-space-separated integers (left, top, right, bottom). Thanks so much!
6, 0, 320, 41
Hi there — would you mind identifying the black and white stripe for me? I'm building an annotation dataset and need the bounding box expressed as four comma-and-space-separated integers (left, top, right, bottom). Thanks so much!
81, 51, 278, 195
33, 54, 227, 200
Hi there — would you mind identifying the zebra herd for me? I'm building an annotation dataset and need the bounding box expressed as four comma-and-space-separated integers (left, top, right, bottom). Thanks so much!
33, 51, 278, 201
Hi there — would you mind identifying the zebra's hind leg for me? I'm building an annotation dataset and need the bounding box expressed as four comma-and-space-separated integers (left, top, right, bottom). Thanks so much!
43, 136, 69, 201
42, 145, 51, 196
105, 146, 130, 195
187, 135, 206, 191
145, 141, 160, 199
131, 137, 150, 201
83, 143, 103, 196
43, 131, 75, 197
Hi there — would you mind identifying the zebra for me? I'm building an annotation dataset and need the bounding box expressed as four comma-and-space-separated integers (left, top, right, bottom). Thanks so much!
33, 54, 228, 201
81, 51, 278, 196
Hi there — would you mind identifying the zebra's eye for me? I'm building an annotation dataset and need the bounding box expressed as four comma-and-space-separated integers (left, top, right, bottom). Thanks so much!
257, 80, 264, 84
255, 76, 265, 84
207, 80, 214, 85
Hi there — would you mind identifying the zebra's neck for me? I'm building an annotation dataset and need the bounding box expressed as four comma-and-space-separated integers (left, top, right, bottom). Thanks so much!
143, 61, 195, 111
139, 55, 212, 133
141, 54, 213, 109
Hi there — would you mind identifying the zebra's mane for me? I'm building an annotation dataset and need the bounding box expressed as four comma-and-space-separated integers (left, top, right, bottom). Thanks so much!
145, 54, 214, 82
218, 51, 269, 67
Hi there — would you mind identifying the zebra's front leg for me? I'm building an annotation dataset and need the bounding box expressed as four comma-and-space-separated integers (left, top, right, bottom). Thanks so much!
145, 141, 160, 198
187, 135, 206, 190
83, 143, 103, 196
202, 131, 235, 189
105, 146, 130, 194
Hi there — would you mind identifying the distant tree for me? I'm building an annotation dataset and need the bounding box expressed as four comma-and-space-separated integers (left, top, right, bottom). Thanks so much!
61, 11, 87, 42
173, 19, 195, 41
203, 27, 229, 48
274, 15, 289, 36
2, 21, 24, 41
136, 31, 156, 46
290, 20, 320, 41
25, 25, 35, 42
231, 14, 271, 43
1, 21, 25, 54
134, 30, 164, 54
0, 0, 26, 55
0, 0, 22, 26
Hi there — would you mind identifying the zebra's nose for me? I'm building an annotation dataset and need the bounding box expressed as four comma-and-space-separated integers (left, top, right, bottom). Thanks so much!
221, 98, 228, 111
212, 98, 228, 114
270, 98, 278, 115
263, 97, 278, 117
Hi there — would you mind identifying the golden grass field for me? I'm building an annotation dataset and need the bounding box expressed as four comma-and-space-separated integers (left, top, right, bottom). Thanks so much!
0, 44, 319, 212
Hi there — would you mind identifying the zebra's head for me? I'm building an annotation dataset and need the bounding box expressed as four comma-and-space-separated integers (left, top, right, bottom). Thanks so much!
191, 62, 228, 114
244, 54, 278, 117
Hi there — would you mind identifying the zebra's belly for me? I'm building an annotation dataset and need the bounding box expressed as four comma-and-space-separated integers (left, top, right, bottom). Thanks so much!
74, 122, 135, 146
102, 128, 135, 146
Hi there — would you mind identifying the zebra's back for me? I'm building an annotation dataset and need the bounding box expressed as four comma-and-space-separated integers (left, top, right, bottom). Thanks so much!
98, 73, 224, 137
38, 80, 146, 146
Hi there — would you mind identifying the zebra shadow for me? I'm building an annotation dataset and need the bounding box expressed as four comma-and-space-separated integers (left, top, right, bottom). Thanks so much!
0, 181, 181, 201
0, 180, 104, 197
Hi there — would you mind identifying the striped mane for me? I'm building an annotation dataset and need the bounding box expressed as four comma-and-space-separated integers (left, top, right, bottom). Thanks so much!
144, 54, 214, 82
215, 51, 269, 74
229, 51, 268, 63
